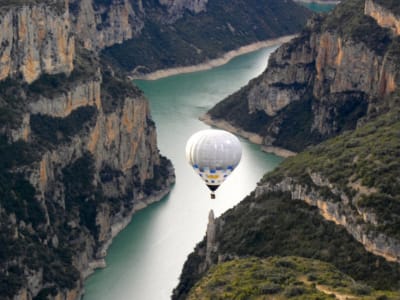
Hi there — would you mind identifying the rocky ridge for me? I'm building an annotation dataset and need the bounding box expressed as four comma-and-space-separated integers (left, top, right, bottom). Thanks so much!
174, 111, 400, 297
101, 0, 311, 75
0, 1, 175, 299
0, 2, 74, 83
206, 0, 400, 152
174, 0, 400, 298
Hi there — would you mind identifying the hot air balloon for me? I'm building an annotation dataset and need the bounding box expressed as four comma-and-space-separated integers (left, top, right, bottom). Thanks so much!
185, 129, 242, 199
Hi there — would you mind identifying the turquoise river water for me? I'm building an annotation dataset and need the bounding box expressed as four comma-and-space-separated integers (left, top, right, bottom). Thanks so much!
82, 2, 338, 296
83, 46, 283, 300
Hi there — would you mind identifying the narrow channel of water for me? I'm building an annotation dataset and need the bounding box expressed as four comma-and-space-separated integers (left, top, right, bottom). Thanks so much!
83, 46, 283, 300
300, 2, 337, 12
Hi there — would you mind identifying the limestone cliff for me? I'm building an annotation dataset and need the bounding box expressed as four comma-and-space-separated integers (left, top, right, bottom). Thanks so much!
365, 0, 400, 35
256, 174, 400, 263
69, 0, 143, 51
102, 0, 311, 75
174, 1, 400, 298
206, 0, 400, 152
69, 0, 210, 51
0, 2, 74, 83
0, 1, 175, 299
174, 110, 400, 299
0, 52, 174, 300
158, 0, 208, 21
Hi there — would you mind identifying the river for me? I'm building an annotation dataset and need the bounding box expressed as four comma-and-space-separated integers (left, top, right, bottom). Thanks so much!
83, 46, 284, 300
300, 2, 336, 12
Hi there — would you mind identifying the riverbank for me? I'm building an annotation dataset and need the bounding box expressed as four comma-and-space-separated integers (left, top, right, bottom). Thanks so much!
200, 114, 296, 158
129, 35, 296, 81
82, 169, 175, 281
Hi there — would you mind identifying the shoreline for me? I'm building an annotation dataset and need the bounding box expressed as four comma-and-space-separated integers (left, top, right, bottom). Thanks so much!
81, 171, 175, 281
200, 114, 297, 158
130, 35, 297, 81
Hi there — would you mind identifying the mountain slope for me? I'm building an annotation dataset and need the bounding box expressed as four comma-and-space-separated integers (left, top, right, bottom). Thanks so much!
175, 1, 400, 298
174, 108, 400, 299
101, 0, 311, 75
205, 0, 400, 152
0, 2, 175, 299
188, 257, 400, 299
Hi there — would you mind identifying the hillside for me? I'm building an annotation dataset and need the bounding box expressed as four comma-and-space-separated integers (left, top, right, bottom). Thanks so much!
100, 0, 311, 75
174, 108, 400, 299
0, 0, 314, 298
205, 0, 400, 152
0, 1, 175, 299
175, 0, 400, 299
188, 256, 400, 299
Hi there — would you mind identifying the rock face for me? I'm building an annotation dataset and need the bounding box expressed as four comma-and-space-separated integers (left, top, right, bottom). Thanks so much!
256, 175, 400, 263
0, 0, 311, 82
365, 0, 400, 35
159, 0, 208, 20
0, 2, 74, 83
206, 0, 400, 152
173, 183, 400, 300
69, 0, 209, 51
69, 0, 143, 51
174, 1, 400, 298
102, 0, 311, 75
0, 1, 175, 300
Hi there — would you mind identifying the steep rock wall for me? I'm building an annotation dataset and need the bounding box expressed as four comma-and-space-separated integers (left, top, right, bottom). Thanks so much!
70, 0, 208, 51
159, 0, 208, 21
255, 175, 400, 263
70, 0, 143, 51
2, 68, 175, 299
206, 0, 399, 151
365, 0, 400, 35
0, 2, 74, 83
0, 2, 175, 299
250, 28, 397, 133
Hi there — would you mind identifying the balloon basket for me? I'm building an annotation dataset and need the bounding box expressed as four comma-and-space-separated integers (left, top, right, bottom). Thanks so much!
210, 192, 216, 199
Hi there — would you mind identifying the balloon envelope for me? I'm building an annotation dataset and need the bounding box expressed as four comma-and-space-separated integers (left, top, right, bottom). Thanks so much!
185, 129, 242, 192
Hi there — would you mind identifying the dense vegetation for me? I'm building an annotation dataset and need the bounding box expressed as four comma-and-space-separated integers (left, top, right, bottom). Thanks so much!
180, 1, 400, 299
175, 190, 400, 299
188, 256, 400, 299
103, 0, 311, 73
322, 0, 392, 55
264, 109, 400, 239
0, 43, 173, 298
207, 0, 397, 153
0, 136, 81, 297
375, 0, 400, 15
209, 86, 369, 152
30, 106, 97, 146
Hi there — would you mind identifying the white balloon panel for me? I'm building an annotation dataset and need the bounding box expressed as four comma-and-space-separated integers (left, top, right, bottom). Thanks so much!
185, 129, 242, 188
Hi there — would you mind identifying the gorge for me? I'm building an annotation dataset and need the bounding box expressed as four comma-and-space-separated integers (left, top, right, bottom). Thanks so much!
175, 0, 400, 299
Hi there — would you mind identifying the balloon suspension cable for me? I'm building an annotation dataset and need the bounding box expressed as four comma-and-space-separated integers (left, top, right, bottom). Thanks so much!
210, 192, 216, 199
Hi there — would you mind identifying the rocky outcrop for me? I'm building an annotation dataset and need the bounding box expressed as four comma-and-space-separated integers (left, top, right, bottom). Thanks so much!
247, 33, 317, 116
256, 174, 400, 263
1, 65, 175, 299
102, 0, 311, 74
159, 0, 208, 21
0, 2, 74, 83
70, 0, 143, 51
365, 0, 400, 35
0, 1, 176, 299
174, 172, 400, 299
18, 62, 176, 298
69, 0, 207, 52
206, 0, 399, 152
